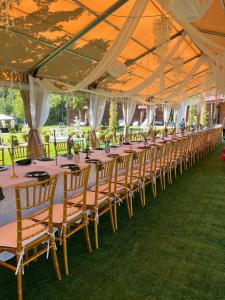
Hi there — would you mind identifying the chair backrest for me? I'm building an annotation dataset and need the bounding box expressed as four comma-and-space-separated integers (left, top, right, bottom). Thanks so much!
15, 176, 58, 251
129, 150, 144, 184
155, 143, 166, 170
32, 143, 50, 158
142, 146, 157, 176
54, 142, 67, 155
164, 141, 173, 166
63, 165, 90, 222
95, 159, 115, 205
0, 148, 5, 165
114, 154, 131, 192
8, 145, 28, 161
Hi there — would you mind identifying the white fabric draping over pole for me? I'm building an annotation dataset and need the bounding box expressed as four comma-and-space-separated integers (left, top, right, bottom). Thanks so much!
113, 33, 185, 97
74, 0, 149, 90
163, 104, 172, 125
88, 94, 107, 148
20, 75, 51, 158
146, 104, 156, 129
177, 102, 187, 125
88, 94, 107, 131
166, 56, 204, 101
29, 76, 51, 130
122, 98, 137, 136
141, 104, 156, 131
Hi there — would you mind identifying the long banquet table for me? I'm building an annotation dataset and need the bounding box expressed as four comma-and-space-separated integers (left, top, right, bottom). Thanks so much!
0, 134, 189, 226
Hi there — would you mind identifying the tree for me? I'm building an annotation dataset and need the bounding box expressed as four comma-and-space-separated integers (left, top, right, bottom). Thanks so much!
0, 88, 24, 121
188, 105, 198, 126
200, 103, 209, 127
69, 96, 85, 119
47, 94, 66, 125
109, 100, 118, 132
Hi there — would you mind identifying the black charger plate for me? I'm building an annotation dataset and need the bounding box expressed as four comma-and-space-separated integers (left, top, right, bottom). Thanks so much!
16, 159, 32, 165
25, 171, 48, 178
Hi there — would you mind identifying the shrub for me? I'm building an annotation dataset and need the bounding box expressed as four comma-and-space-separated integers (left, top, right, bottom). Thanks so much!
8, 136, 19, 146
43, 134, 50, 143
22, 133, 28, 143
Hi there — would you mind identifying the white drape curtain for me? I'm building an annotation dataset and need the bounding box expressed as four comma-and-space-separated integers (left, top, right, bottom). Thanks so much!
159, 0, 225, 65
163, 104, 172, 125
177, 102, 187, 125
120, 33, 185, 97
164, 0, 213, 22
166, 56, 204, 101
29, 75, 51, 130
74, 0, 148, 90
88, 94, 107, 131
146, 105, 156, 127
39, 27, 185, 100
122, 99, 137, 135
173, 106, 179, 124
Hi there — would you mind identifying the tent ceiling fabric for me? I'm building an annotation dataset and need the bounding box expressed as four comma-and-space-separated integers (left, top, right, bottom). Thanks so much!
0, 0, 224, 103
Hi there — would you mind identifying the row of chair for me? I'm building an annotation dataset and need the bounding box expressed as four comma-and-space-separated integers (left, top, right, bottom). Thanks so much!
0, 128, 221, 300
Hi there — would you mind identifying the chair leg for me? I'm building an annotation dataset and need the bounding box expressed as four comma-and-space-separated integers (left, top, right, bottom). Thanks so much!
160, 175, 163, 190
51, 242, 61, 281
83, 215, 92, 253
125, 194, 131, 218
142, 186, 146, 206
152, 181, 157, 198
62, 234, 69, 275
113, 199, 118, 230
129, 193, 134, 217
109, 203, 115, 233
94, 219, 99, 249
16, 255, 23, 300
139, 188, 144, 207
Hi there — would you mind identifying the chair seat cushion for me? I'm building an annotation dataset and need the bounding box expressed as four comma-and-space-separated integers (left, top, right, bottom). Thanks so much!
34, 203, 83, 225
0, 220, 46, 249
69, 191, 108, 208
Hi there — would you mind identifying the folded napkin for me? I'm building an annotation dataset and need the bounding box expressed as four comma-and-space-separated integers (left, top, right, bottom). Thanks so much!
0, 187, 5, 201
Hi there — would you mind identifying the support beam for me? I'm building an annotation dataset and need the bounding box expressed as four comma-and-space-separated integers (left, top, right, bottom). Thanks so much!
199, 28, 225, 38
30, 0, 129, 76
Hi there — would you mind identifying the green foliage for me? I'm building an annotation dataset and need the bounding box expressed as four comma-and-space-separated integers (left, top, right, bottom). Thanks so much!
0, 88, 24, 120
7, 135, 19, 146
188, 105, 198, 126
43, 134, 50, 143
69, 96, 84, 111
200, 103, 209, 127
109, 100, 118, 131
22, 133, 28, 142
47, 94, 66, 125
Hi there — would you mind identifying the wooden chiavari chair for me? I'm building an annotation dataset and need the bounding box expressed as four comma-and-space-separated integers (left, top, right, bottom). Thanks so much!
0, 176, 61, 300
70, 159, 115, 249
170, 140, 179, 179
154, 143, 165, 194
126, 150, 145, 216
111, 154, 131, 230
54, 141, 67, 156
142, 146, 157, 199
0, 148, 5, 165
162, 141, 173, 186
8, 145, 28, 161
34, 143, 50, 158
34, 165, 92, 275
8, 144, 50, 162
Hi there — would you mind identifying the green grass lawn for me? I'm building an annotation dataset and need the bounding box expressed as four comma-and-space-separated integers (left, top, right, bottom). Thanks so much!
0, 143, 225, 299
